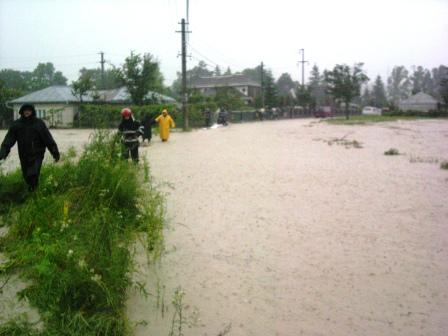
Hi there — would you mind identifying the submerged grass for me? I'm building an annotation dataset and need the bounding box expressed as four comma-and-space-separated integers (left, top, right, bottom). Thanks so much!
0, 131, 164, 335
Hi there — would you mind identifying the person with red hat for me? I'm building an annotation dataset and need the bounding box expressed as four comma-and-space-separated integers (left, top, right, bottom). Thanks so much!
118, 107, 143, 162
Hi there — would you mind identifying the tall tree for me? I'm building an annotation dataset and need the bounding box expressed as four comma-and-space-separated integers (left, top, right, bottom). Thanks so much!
214, 87, 245, 110
0, 80, 23, 126
276, 73, 296, 96
410, 65, 429, 94
324, 63, 369, 119
71, 71, 94, 103
296, 85, 313, 108
214, 65, 222, 76
224, 67, 232, 75
308, 65, 326, 106
117, 52, 164, 105
78, 67, 121, 90
0, 69, 32, 91
439, 66, 448, 105
30, 62, 67, 90
361, 86, 373, 106
387, 66, 411, 105
263, 70, 279, 107
372, 75, 387, 107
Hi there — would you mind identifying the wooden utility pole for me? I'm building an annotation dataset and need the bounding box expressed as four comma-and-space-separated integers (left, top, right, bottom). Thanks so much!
298, 49, 308, 87
260, 61, 265, 109
178, 19, 189, 130
99, 51, 105, 90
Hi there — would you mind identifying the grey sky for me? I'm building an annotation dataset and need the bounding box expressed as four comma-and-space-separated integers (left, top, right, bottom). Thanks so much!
0, 0, 447, 86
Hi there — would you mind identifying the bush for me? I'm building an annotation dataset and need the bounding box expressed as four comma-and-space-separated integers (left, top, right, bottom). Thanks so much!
441, 161, 448, 170
384, 148, 400, 155
77, 104, 177, 128
383, 109, 448, 118
0, 131, 164, 335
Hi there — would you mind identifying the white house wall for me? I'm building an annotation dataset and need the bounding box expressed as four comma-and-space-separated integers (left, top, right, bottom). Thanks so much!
13, 104, 75, 127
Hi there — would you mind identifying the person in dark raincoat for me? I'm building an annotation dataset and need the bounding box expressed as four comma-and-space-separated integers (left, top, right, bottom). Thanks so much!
0, 103, 60, 191
141, 113, 155, 146
118, 108, 143, 162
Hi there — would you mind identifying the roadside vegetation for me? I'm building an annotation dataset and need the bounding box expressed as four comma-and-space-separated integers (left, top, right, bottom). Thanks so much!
325, 115, 423, 125
384, 148, 400, 155
0, 131, 164, 335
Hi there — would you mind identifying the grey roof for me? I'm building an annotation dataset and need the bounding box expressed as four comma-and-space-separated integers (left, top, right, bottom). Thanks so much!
190, 75, 261, 88
400, 92, 439, 105
10, 86, 80, 103
10, 85, 176, 104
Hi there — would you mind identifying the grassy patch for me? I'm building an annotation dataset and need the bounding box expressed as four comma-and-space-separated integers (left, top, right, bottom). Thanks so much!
326, 115, 422, 125
441, 161, 448, 170
0, 131, 164, 335
384, 148, 400, 155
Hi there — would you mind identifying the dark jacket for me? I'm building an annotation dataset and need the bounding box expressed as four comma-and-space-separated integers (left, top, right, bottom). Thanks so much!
0, 104, 60, 162
142, 115, 155, 139
118, 117, 143, 145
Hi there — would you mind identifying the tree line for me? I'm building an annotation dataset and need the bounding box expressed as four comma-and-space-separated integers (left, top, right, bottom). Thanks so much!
1, 54, 447, 125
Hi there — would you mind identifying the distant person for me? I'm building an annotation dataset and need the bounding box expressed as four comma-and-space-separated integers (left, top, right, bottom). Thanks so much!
155, 109, 176, 142
0, 103, 60, 191
203, 108, 212, 127
217, 108, 229, 126
141, 113, 155, 146
118, 108, 143, 162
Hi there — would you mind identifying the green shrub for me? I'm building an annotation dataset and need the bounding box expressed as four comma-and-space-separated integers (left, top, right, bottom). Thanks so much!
441, 161, 448, 170
384, 148, 400, 155
0, 131, 164, 335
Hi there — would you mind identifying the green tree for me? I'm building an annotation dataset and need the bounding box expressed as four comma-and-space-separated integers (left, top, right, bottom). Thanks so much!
0, 80, 23, 127
387, 66, 411, 104
171, 60, 213, 97
361, 86, 374, 106
214, 87, 245, 110
308, 65, 327, 106
117, 52, 164, 105
276, 73, 296, 96
241, 65, 263, 83
324, 63, 369, 119
78, 67, 121, 90
224, 67, 232, 75
0, 69, 32, 91
410, 65, 429, 94
71, 71, 94, 103
439, 66, 448, 105
372, 75, 388, 107
30, 62, 67, 90
264, 70, 279, 107
214, 65, 222, 76
296, 85, 313, 108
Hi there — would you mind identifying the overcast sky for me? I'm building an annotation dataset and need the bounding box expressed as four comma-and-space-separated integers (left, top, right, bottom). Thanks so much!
0, 0, 447, 86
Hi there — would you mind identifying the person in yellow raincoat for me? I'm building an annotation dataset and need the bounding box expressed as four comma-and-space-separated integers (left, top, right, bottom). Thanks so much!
155, 109, 175, 142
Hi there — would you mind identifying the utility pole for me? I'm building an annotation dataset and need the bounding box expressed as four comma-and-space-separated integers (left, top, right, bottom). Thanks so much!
298, 49, 308, 87
177, 19, 190, 131
260, 61, 265, 109
99, 51, 105, 90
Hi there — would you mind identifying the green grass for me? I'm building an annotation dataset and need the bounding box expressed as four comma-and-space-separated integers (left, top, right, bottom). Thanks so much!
0, 131, 164, 335
326, 115, 423, 125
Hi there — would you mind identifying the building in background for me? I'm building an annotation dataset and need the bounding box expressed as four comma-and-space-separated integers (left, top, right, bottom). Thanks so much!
190, 74, 261, 104
9, 86, 176, 127
398, 92, 439, 112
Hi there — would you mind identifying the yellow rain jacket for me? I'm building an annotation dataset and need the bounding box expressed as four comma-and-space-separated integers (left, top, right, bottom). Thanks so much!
155, 114, 175, 141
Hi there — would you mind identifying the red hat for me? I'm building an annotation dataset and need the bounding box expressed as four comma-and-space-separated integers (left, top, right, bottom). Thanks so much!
121, 108, 132, 118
